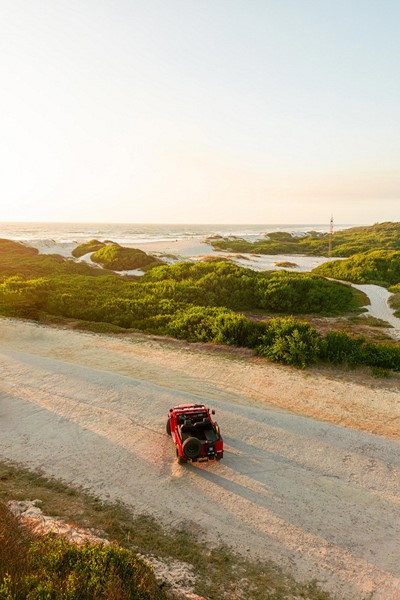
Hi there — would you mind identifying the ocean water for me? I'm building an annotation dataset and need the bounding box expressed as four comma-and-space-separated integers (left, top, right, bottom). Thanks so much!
0, 222, 355, 245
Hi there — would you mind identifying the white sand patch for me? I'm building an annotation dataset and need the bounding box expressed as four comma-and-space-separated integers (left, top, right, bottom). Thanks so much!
8, 499, 110, 546
118, 269, 146, 276
218, 253, 339, 272
129, 239, 212, 257
23, 240, 78, 257
352, 284, 400, 338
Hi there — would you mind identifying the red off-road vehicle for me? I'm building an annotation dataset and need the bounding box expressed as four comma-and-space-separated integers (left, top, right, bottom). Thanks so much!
166, 403, 223, 463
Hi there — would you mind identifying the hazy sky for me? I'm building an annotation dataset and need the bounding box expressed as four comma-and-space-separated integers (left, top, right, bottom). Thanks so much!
1, 0, 399, 224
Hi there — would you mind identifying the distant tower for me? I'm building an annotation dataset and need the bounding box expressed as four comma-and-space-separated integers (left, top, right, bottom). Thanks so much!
328, 215, 333, 257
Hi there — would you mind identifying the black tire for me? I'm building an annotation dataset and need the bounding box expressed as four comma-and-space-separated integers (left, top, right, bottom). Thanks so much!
166, 419, 171, 435
176, 449, 186, 464
182, 437, 202, 460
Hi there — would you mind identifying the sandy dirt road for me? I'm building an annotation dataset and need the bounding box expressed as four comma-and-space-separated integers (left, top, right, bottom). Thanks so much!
0, 319, 399, 599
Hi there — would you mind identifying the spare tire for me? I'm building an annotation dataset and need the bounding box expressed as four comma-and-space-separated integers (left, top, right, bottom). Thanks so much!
182, 437, 202, 459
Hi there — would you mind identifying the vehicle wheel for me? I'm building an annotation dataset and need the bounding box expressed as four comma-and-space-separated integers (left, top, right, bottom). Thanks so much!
182, 437, 202, 460
176, 449, 185, 464
166, 419, 171, 435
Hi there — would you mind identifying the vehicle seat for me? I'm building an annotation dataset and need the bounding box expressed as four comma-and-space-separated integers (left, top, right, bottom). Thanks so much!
179, 419, 194, 436
194, 417, 211, 431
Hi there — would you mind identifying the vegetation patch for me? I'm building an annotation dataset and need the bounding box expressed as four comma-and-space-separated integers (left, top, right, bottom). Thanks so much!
0, 259, 362, 324
256, 317, 321, 368
274, 261, 298, 268
0, 238, 38, 257
91, 244, 164, 271
72, 239, 106, 258
0, 462, 333, 600
212, 237, 301, 255
348, 315, 393, 328
0, 499, 164, 600
143, 261, 362, 315
312, 250, 400, 287
370, 366, 391, 378
388, 288, 400, 317
211, 221, 400, 258
319, 330, 400, 370
0, 249, 115, 282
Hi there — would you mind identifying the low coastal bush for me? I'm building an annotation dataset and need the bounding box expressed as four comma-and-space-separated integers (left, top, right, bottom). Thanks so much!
312, 250, 400, 287
256, 317, 321, 368
0, 238, 38, 257
0, 240, 113, 280
211, 221, 400, 258
91, 244, 163, 271
144, 261, 360, 315
255, 271, 357, 314
212, 238, 302, 255
0, 501, 164, 600
0, 501, 31, 592
166, 306, 265, 347
326, 221, 400, 256
320, 330, 400, 370
72, 239, 106, 258
388, 286, 400, 317
0, 276, 48, 319
274, 261, 298, 268
320, 331, 366, 366
0, 260, 358, 325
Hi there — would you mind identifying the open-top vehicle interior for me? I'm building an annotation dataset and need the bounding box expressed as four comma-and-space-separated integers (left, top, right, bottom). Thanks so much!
178, 416, 220, 443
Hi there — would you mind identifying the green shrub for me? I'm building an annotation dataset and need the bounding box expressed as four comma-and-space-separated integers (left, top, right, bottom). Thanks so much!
166, 306, 264, 347
257, 317, 321, 368
388, 289, 400, 317
361, 340, 400, 371
313, 250, 400, 287
91, 245, 162, 271
256, 272, 356, 315
0, 502, 31, 596
0, 276, 48, 319
320, 331, 366, 366
72, 240, 106, 258
0, 502, 164, 600
24, 536, 161, 599
0, 239, 38, 257
146, 262, 358, 315
320, 331, 400, 371
0, 253, 114, 280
